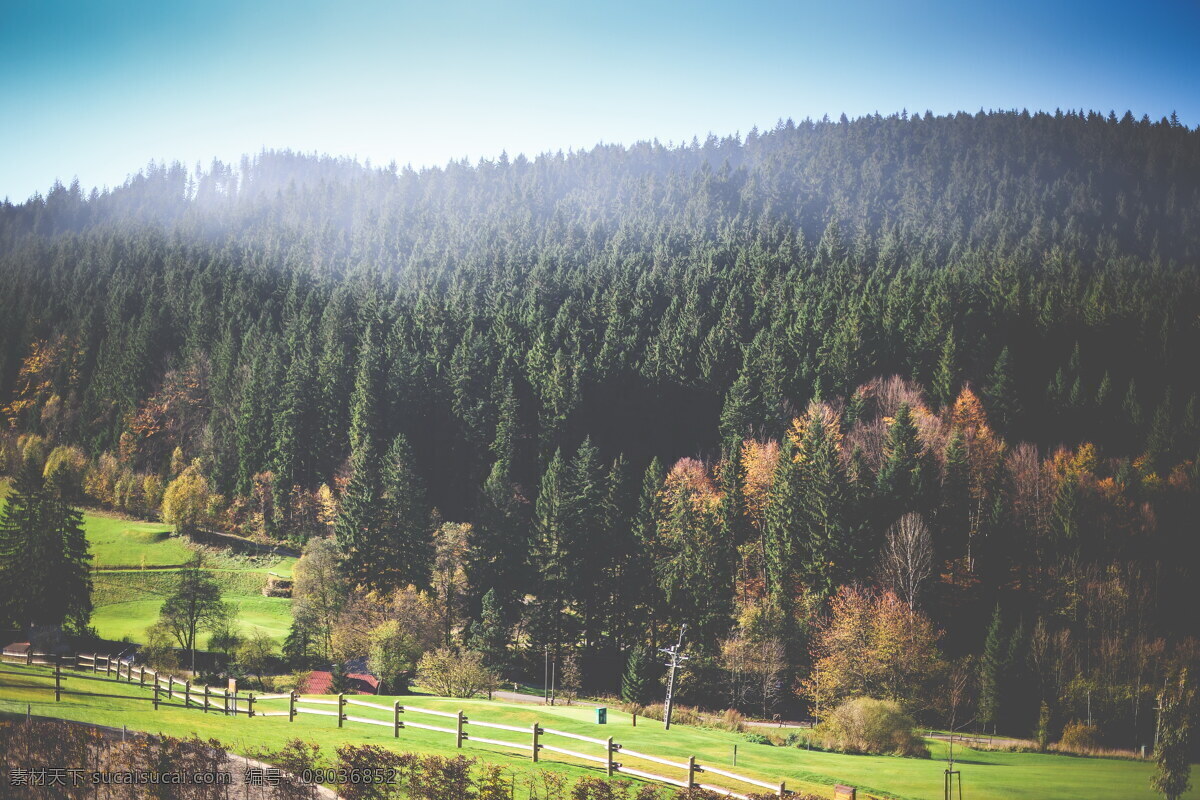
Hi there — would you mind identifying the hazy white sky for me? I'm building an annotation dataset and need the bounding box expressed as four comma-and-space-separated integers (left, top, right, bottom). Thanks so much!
2, 0, 1197, 201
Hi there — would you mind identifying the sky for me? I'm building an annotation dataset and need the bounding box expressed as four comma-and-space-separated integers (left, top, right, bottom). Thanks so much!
2, 0, 1198, 202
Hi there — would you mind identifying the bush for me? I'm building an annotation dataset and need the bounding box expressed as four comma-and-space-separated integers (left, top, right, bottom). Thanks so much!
416, 648, 500, 698
719, 708, 746, 732
743, 732, 773, 745
811, 697, 930, 757
1058, 720, 1102, 751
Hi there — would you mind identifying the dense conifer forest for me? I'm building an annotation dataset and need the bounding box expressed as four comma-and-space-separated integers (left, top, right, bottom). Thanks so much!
2, 109, 1200, 748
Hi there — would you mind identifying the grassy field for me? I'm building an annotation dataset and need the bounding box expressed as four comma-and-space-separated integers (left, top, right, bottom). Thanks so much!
1, 479, 294, 645
0, 662, 1194, 800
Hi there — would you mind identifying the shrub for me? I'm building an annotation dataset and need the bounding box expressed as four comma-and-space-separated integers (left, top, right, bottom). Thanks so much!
719, 708, 747, 732
572, 777, 633, 800
416, 648, 500, 698
811, 697, 930, 757
743, 732, 773, 745
1058, 720, 1102, 752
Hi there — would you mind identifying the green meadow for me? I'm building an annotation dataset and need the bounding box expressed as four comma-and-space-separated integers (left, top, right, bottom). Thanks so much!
1, 479, 294, 646
0, 662, 1194, 800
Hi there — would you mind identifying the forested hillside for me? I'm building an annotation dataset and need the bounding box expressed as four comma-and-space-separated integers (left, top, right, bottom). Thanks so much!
2, 109, 1199, 748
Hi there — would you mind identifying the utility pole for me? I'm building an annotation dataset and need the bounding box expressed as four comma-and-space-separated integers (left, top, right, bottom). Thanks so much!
660, 624, 688, 730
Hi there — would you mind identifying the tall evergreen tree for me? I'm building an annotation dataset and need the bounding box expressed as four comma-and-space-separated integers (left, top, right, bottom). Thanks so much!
377, 432, 433, 591
979, 603, 1006, 734
985, 346, 1019, 432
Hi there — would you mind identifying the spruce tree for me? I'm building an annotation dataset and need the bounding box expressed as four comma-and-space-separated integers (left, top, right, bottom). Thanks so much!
377, 432, 433, 591
763, 435, 802, 602
796, 409, 850, 600
932, 329, 959, 409
334, 446, 384, 587
985, 346, 1019, 432
875, 402, 928, 524
468, 588, 509, 672
620, 645, 654, 705
979, 603, 1006, 734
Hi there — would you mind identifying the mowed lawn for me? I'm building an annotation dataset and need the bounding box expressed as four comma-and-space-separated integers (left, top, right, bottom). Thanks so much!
1, 663, 1195, 800
1, 479, 294, 645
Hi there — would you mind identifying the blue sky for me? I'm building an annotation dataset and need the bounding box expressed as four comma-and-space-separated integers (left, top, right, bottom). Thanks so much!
2, 0, 1197, 201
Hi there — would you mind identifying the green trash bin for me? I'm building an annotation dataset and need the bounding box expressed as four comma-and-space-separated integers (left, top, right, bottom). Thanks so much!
596, 707, 607, 724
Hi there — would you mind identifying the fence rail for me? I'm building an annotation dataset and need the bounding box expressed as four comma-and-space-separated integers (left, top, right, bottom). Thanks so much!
1, 651, 791, 798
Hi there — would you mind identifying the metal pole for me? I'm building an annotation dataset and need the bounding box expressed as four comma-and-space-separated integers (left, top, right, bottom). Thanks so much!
662, 624, 687, 730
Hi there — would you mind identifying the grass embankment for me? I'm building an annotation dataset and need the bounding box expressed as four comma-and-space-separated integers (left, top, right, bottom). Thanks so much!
1, 478, 294, 646
0, 663, 1194, 800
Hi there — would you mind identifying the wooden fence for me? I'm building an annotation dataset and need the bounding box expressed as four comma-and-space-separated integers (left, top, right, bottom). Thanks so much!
1, 650, 791, 798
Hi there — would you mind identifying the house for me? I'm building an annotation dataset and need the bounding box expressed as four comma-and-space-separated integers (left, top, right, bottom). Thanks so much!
2, 642, 31, 660
300, 668, 380, 695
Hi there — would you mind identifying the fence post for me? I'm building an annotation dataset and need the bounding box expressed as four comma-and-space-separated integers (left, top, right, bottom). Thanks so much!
531, 723, 540, 762
26, 648, 32, 666
337, 694, 345, 727
106, 654, 113, 677
456, 710, 465, 748
290, 692, 297, 723
632, 711, 637, 727
153, 679, 159, 711
168, 676, 174, 701
54, 656, 61, 702
184, 681, 191, 709
92, 653, 98, 674
393, 701, 402, 737
778, 780, 786, 797
203, 684, 210, 713
248, 694, 256, 718
686, 756, 696, 789
606, 737, 614, 776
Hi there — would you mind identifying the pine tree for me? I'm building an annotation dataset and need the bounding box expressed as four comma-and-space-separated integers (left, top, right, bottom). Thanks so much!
979, 604, 1006, 734
531, 450, 571, 655
349, 313, 388, 465
763, 435, 802, 602
1145, 392, 1174, 470
377, 432, 433, 591
0, 456, 42, 627
334, 446, 384, 587
631, 458, 666, 646
620, 645, 654, 705
469, 458, 529, 612
939, 428, 970, 563
0, 458, 91, 632
468, 588, 509, 672
1003, 618, 1031, 734
985, 347, 1019, 432
932, 329, 959, 409
796, 409, 850, 600
875, 402, 928, 524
